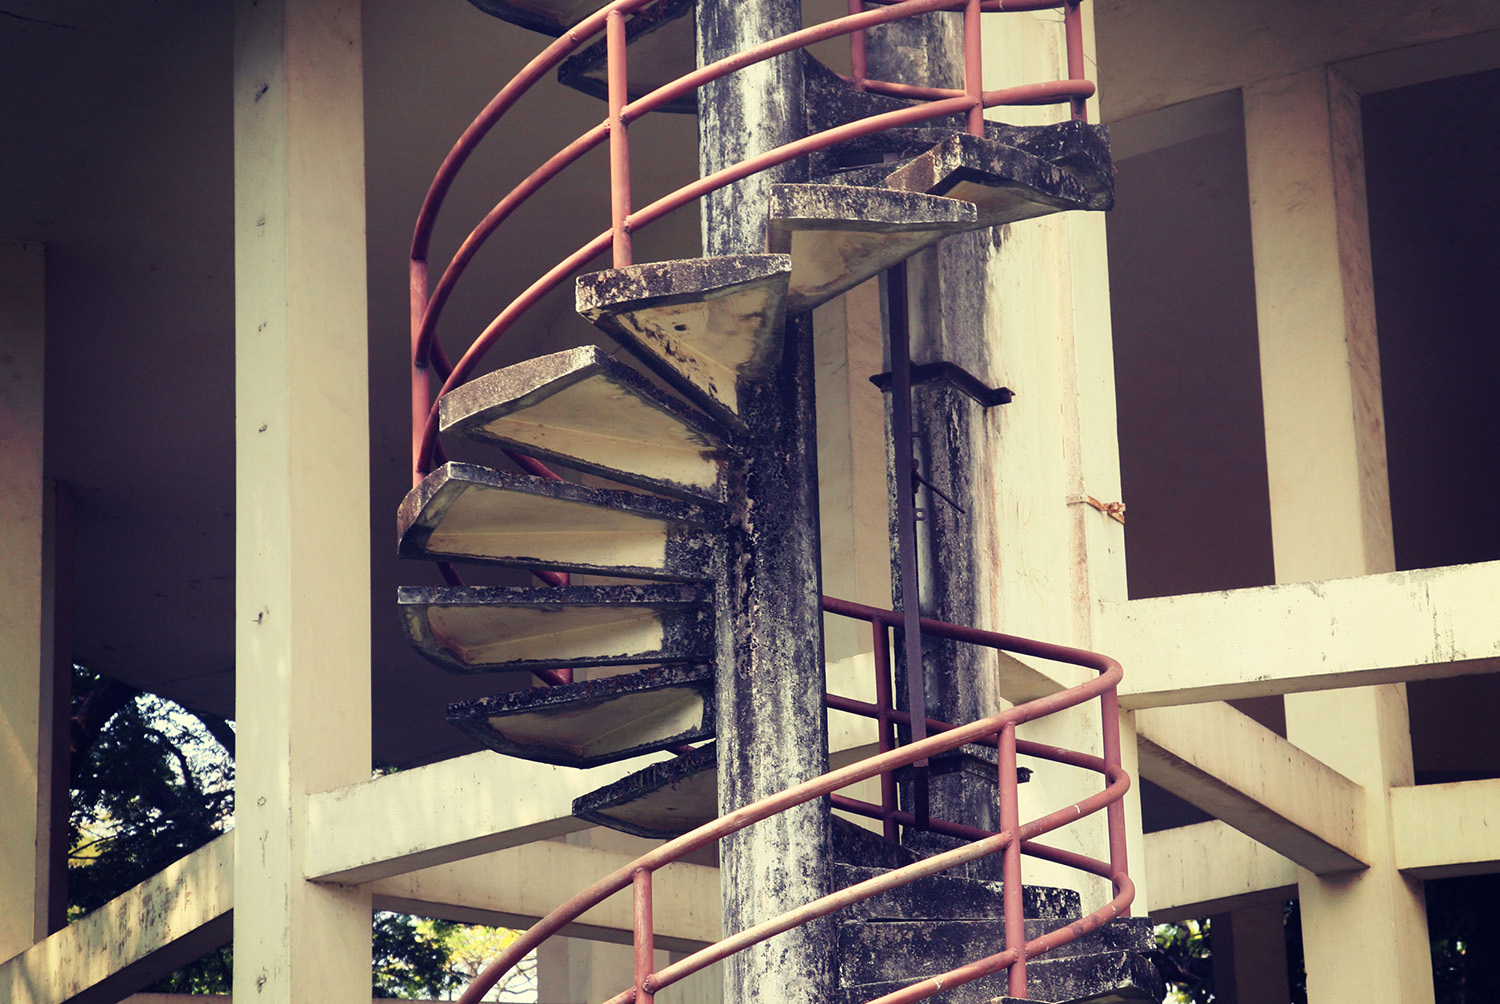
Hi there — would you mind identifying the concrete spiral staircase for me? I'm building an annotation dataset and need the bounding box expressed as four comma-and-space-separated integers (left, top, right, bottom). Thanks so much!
397, 5, 1162, 1001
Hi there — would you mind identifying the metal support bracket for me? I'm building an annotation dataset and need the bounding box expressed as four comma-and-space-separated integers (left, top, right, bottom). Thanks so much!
870, 361, 1014, 408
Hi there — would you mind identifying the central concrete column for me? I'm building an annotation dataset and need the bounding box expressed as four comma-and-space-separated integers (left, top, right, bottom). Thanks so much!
1244, 65, 1434, 1004
232, 1, 373, 1000
697, 6, 832, 1004
0, 239, 53, 964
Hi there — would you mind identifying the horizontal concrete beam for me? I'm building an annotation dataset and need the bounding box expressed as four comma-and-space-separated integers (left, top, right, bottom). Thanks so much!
1136, 703, 1367, 874
1146, 821, 1298, 921
1391, 778, 1500, 880
1099, 561, 1500, 709
370, 840, 721, 954
304, 752, 648, 884
0, 834, 233, 1004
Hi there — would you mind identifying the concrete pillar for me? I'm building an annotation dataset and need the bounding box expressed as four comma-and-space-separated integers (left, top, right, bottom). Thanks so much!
0, 239, 51, 963
232, 2, 373, 1001
697, 6, 831, 1004
1244, 66, 1434, 1003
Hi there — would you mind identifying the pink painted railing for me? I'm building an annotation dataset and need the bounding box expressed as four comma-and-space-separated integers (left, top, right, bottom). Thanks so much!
453, 596, 1132, 1004
408, 0, 1093, 484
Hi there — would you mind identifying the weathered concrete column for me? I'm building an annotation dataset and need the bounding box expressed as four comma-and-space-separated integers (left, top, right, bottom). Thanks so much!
0, 239, 54, 963
1244, 65, 1434, 1004
697, 5, 831, 1004
232, 2, 373, 1001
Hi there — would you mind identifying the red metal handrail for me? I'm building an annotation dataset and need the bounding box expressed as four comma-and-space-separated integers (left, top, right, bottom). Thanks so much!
408, 0, 1094, 483
452, 597, 1131, 1004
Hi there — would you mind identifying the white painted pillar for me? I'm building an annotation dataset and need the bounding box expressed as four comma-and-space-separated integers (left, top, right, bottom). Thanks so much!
1244, 66, 1434, 1004
1213, 903, 1290, 1004
232, 2, 373, 1001
0, 240, 51, 963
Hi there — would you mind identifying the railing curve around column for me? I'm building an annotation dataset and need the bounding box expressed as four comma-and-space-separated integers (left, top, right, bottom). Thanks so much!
452, 597, 1132, 1004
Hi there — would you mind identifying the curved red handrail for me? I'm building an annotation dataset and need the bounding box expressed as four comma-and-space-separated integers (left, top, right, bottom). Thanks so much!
451, 597, 1130, 1004
408, 0, 1093, 482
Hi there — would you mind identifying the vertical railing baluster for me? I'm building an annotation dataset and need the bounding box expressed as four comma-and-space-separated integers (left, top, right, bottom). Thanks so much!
873, 620, 898, 841
998, 723, 1028, 998
848, 0, 867, 90
607, 8, 634, 267
964, 0, 985, 135
1100, 684, 1129, 915
633, 868, 655, 1004
1065, 0, 1086, 121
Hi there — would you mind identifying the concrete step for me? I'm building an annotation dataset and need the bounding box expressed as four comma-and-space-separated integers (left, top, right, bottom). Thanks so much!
572, 741, 718, 838
460, 0, 605, 37
397, 583, 713, 674
447, 663, 714, 768
832, 863, 1080, 925
883, 131, 1113, 227
440, 345, 729, 503
841, 943, 1164, 1004
558, 0, 695, 112
577, 254, 791, 432
768, 184, 978, 312
398, 461, 716, 581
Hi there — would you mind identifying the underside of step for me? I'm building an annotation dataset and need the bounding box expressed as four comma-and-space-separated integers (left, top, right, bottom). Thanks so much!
558, 0, 696, 111
769, 184, 978, 312
577, 255, 791, 431
440, 345, 729, 503
448, 664, 714, 768
461, 0, 599, 37
572, 741, 718, 837
883, 131, 1113, 226
398, 583, 713, 674
398, 462, 716, 581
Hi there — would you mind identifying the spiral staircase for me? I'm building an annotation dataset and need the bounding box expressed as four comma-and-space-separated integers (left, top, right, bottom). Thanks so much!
395, 2, 1164, 1002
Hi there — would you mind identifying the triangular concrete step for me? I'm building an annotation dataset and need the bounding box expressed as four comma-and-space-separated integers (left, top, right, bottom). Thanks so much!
397, 583, 713, 674
447, 663, 715, 768
440, 346, 730, 503
833, 863, 1080, 925
577, 255, 791, 432
883, 131, 1113, 227
398, 461, 716, 581
841, 941, 1164, 1004
768, 184, 978, 312
572, 741, 718, 838
460, 0, 602, 37
558, 0, 695, 112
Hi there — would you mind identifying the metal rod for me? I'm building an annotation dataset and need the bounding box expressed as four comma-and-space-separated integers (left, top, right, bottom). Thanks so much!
964, 0, 985, 135
848, 0, 867, 88
633, 868, 655, 1004
1101, 686, 1130, 913
873, 622, 899, 840
607, 10, 633, 268
999, 724, 1028, 998
1065, 0, 1086, 121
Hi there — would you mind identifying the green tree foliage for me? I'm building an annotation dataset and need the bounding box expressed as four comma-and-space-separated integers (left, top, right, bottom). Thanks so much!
68, 665, 534, 1000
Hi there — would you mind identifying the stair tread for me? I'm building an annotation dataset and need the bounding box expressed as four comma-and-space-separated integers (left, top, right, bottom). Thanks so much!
769, 184, 978, 311
883, 131, 1113, 227
577, 254, 791, 431
573, 741, 718, 838
461, 0, 605, 37
557, 0, 696, 112
448, 663, 714, 768
440, 345, 729, 503
833, 863, 1080, 923
842, 945, 1164, 1004
398, 461, 716, 581
397, 583, 713, 674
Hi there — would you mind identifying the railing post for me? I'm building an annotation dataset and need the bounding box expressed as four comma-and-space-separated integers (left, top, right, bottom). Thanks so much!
873, 620, 898, 841
633, 867, 655, 1004
998, 723, 1027, 998
963, 0, 984, 135
847, 0, 867, 89
607, 8, 634, 267
1100, 684, 1129, 916
1065, 0, 1086, 121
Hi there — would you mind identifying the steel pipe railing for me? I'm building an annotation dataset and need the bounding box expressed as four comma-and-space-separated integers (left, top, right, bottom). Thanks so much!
452, 595, 1131, 1004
